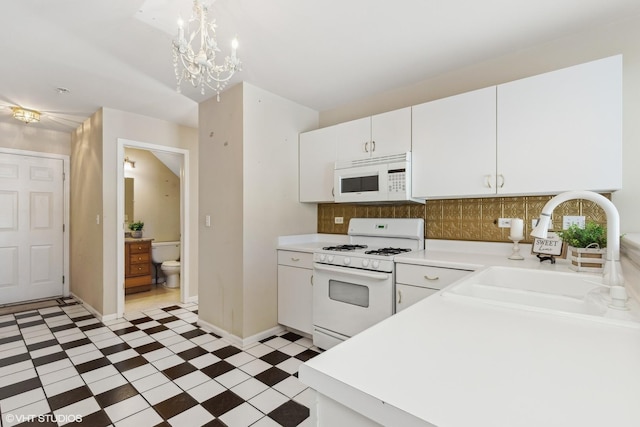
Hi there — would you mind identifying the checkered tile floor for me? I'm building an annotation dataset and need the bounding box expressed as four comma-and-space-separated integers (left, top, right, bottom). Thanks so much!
0, 299, 319, 426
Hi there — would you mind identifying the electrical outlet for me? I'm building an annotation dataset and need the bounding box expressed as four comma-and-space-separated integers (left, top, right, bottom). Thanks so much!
563, 216, 585, 230
334, 217, 344, 224
497, 218, 512, 228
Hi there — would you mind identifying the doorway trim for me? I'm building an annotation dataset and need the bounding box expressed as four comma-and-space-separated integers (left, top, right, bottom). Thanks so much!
0, 147, 70, 300
116, 138, 190, 318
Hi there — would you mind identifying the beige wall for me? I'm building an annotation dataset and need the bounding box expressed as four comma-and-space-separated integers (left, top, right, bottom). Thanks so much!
199, 82, 318, 339
320, 14, 640, 233
124, 147, 181, 242
71, 108, 198, 317
0, 121, 70, 155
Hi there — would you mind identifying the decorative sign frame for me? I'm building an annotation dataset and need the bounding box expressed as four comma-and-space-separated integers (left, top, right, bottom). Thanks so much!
531, 232, 566, 257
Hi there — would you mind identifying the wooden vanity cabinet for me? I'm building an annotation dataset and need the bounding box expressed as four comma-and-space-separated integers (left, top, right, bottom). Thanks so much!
125, 240, 152, 294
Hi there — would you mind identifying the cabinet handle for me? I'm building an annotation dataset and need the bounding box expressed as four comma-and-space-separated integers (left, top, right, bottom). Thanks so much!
332, 187, 335, 197
371, 140, 376, 152
498, 174, 505, 188
310, 275, 314, 286
397, 290, 402, 304
291, 257, 300, 262
485, 175, 493, 189
364, 142, 369, 153
424, 275, 439, 281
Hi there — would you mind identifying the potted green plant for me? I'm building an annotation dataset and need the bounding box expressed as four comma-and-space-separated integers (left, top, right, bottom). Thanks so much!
129, 220, 144, 238
557, 222, 606, 272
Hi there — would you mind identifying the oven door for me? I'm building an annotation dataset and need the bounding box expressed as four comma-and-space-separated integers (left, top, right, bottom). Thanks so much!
312, 262, 393, 348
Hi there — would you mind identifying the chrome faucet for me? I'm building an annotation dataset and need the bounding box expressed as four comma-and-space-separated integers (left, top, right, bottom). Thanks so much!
531, 190, 627, 310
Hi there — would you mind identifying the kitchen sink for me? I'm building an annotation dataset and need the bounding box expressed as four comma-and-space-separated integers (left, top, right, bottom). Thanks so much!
441, 266, 636, 321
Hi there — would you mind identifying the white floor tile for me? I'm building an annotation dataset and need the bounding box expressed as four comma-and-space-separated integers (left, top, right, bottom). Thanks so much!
173, 370, 210, 391
244, 343, 275, 358
141, 381, 182, 406
151, 354, 184, 371
231, 378, 269, 401
106, 348, 139, 364
168, 339, 196, 354
43, 375, 85, 398
239, 359, 272, 376
251, 416, 282, 427
2, 367, 37, 386
122, 363, 159, 382
2, 398, 50, 427
0, 387, 46, 413
35, 358, 73, 376
214, 368, 251, 389
198, 339, 229, 352
104, 394, 150, 423
262, 337, 290, 350
249, 388, 289, 414
69, 349, 103, 365
53, 396, 100, 420
114, 406, 163, 427
219, 402, 264, 427
167, 403, 214, 427
276, 357, 304, 375
186, 379, 226, 403
278, 342, 306, 357
226, 351, 256, 367
39, 366, 78, 386
189, 353, 220, 369
64, 343, 98, 358
87, 373, 129, 395
293, 387, 316, 408
142, 347, 174, 362
81, 365, 119, 384
0, 360, 33, 378
273, 376, 307, 398
126, 335, 155, 348
132, 372, 169, 393
29, 344, 63, 359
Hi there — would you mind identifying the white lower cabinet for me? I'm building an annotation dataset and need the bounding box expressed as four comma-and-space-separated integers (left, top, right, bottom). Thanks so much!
277, 250, 313, 334
395, 263, 472, 312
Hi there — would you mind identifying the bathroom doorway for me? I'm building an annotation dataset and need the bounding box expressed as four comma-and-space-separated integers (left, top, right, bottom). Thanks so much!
116, 138, 191, 317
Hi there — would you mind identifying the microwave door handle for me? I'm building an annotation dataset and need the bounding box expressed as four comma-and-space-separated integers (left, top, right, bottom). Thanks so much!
313, 263, 389, 280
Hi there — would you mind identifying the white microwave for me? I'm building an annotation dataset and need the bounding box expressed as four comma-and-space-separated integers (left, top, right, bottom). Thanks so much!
333, 152, 424, 204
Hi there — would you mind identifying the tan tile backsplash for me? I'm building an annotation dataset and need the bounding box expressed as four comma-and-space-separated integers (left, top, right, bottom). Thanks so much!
317, 194, 609, 243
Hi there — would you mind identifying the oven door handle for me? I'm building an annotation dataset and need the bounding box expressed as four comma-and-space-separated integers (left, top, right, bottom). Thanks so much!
313, 263, 390, 280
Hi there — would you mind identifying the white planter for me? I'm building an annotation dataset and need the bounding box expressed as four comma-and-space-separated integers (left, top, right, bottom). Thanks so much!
568, 244, 606, 273
131, 230, 143, 238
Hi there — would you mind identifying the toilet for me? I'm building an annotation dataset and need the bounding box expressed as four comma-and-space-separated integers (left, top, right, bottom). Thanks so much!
151, 241, 181, 288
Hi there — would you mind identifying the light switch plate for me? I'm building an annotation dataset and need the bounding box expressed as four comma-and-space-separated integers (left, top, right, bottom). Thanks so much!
334, 217, 344, 224
563, 216, 585, 230
497, 218, 511, 228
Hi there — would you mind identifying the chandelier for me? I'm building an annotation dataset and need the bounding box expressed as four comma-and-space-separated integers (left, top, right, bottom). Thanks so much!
12, 107, 41, 124
172, 0, 241, 100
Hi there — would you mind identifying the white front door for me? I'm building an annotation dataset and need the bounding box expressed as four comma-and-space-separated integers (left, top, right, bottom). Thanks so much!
0, 153, 64, 305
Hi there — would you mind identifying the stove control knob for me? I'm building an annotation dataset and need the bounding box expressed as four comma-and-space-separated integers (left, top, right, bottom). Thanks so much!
372, 260, 380, 269
362, 259, 370, 267
344, 257, 351, 265
319, 254, 326, 262
327, 255, 334, 263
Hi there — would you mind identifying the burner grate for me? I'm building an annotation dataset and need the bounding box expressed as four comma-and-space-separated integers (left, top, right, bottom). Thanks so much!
364, 247, 412, 256
322, 244, 368, 251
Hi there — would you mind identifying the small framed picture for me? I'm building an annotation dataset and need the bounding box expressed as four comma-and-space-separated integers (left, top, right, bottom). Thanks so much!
531, 232, 565, 257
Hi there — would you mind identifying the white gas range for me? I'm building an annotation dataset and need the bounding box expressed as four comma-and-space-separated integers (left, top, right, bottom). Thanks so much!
312, 218, 425, 350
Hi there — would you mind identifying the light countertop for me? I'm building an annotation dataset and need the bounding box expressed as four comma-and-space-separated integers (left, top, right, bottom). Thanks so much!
296, 236, 640, 426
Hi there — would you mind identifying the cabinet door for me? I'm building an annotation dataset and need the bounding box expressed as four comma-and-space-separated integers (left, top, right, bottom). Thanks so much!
370, 107, 412, 156
278, 265, 313, 334
335, 117, 372, 161
299, 126, 338, 203
396, 283, 438, 312
412, 87, 497, 198
497, 55, 622, 195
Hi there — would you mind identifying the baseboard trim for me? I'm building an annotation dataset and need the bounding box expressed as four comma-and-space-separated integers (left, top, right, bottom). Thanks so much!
70, 292, 117, 322
184, 295, 198, 304
197, 319, 285, 350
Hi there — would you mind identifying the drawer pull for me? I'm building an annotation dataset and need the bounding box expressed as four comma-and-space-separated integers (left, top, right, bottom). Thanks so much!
291, 257, 300, 262
424, 275, 440, 281
310, 275, 314, 286
397, 290, 402, 304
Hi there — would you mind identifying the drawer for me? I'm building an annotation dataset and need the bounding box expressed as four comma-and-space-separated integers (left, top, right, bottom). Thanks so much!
127, 262, 150, 276
396, 263, 472, 290
129, 253, 150, 265
129, 242, 150, 254
277, 250, 313, 269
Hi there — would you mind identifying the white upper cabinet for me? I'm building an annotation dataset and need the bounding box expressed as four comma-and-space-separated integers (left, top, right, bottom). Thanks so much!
411, 55, 622, 199
336, 107, 412, 161
497, 55, 622, 195
412, 87, 497, 198
299, 126, 338, 203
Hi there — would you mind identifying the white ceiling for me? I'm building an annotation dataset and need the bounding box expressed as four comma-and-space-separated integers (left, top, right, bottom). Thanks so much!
1, 0, 639, 133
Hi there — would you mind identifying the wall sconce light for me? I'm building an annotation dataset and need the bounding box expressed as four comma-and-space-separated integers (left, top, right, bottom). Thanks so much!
124, 157, 136, 168
12, 107, 41, 124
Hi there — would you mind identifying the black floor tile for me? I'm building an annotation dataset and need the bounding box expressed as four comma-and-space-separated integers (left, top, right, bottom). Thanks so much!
163, 362, 197, 380
41, 311, 65, 319
114, 355, 148, 373
94, 383, 139, 408
0, 319, 17, 328
113, 326, 140, 336
27, 339, 59, 352
69, 314, 94, 322
269, 400, 310, 427
260, 350, 290, 365
135, 341, 164, 354
79, 322, 104, 332
212, 345, 241, 359
129, 316, 154, 325
201, 390, 244, 417
144, 325, 168, 335
0, 351, 31, 368
259, 335, 277, 344
18, 319, 46, 329
201, 360, 235, 379
100, 342, 131, 356
177, 346, 208, 361
161, 305, 182, 312
0, 334, 24, 346
32, 351, 68, 367
254, 366, 290, 387
294, 349, 320, 361
14, 312, 39, 320
156, 316, 180, 324
280, 332, 303, 342
48, 385, 93, 411
60, 337, 92, 350
153, 392, 198, 420
49, 323, 76, 333
78, 409, 112, 427
75, 357, 111, 374
181, 329, 206, 339
0, 376, 42, 400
